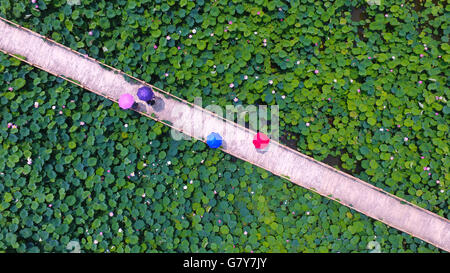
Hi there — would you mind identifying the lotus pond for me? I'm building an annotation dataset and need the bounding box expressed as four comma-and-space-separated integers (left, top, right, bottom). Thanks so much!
0, 0, 448, 252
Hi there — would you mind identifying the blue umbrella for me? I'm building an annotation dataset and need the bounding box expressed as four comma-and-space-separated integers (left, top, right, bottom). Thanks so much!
206, 132, 222, 149
137, 86, 154, 102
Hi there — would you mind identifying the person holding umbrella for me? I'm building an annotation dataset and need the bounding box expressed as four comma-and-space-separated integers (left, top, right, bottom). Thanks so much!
118, 93, 136, 110
253, 131, 270, 153
206, 132, 222, 149
137, 86, 156, 106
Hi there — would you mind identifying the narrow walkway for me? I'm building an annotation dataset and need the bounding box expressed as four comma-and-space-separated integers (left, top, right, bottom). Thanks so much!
0, 17, 448, 252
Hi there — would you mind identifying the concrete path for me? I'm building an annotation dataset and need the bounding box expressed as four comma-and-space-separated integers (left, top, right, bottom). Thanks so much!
0, 17, 448, 252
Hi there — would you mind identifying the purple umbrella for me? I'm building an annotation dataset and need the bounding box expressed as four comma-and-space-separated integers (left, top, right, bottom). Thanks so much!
118, 93, 135, 109
137, 86, 154, 102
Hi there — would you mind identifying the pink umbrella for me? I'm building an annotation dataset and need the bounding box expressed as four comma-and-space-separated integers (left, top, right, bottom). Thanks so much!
118, 93, 135, 109
253, 132, 270, 149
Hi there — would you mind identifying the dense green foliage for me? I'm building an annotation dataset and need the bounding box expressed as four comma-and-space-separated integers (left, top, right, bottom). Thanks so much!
0, 61, 441, 253
0, 0, 448, 252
